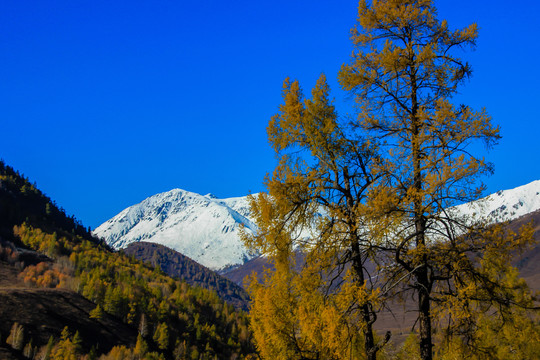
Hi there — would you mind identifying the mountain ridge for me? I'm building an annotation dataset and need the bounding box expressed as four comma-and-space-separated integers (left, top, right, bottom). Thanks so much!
95, 180, 540, 271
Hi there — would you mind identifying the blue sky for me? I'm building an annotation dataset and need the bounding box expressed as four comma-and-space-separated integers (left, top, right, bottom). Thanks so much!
1, 1, 539, 228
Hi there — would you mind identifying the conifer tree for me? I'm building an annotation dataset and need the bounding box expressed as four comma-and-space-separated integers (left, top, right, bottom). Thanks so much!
244, 1, 538, 359
134, 334, 149, 359
339, 1, 535, 359
173, 340, 187, 360
53, 327, 75, 360
36, 336, 54, 360
71, 331, 82, 355
153, 322, 169, 351
139, 313, 149, 338
244, 74, 389, 360
89, 304, 104, 320
23, 339, 36, 359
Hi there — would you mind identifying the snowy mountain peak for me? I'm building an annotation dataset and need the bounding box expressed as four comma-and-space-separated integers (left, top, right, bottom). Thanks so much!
93, 189, 258, 271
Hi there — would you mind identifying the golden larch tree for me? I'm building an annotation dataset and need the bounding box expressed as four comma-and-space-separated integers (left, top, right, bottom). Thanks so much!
244, 75, 391, 360
339, 1, 535, 359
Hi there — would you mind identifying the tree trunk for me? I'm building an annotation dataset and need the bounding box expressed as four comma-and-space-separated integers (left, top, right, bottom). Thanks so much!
352, 239, 380, 360
345, 166, 381, 360
363, 306, 378, 360
410, 64, 433, 360
417, 267, 433, 360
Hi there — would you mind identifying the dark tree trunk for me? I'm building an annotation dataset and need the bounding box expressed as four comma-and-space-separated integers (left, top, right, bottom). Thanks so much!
417, 267, 433, 360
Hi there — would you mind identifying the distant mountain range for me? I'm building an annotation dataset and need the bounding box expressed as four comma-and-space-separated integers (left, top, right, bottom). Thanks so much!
452, 180, 540, 224
95, 180, 540, 272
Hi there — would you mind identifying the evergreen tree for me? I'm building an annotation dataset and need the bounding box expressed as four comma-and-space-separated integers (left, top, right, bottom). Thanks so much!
72, 331, 82, 355
242, 1, 539, 360
87, 346, 98, 360
38, 336, 55, 360
89, 304, 104, 320
153, 322, 169, 351
173, 340, 187, 360
23, 339, 36, 358
52, 326, 81, 360
139, 313, 149, 338
134, 334, 149, 359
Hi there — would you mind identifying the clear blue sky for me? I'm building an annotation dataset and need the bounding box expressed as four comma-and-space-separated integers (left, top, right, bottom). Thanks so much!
1, 1, 539, 229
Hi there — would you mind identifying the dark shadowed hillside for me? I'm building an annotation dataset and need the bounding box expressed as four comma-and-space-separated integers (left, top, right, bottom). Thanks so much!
123, 241, 251, 311
509, 209, 540, 291
0, 160, 100, 246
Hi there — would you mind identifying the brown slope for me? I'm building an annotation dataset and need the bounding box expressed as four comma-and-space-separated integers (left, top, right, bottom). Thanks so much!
0, 259, 137, 356
508, 209, 540, 291
220, 255, 272, 286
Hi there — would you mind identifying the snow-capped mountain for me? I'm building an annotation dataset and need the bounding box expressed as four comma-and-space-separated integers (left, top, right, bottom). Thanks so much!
94, 180, 540, 271
93, 189, 258, 271
452, 180, 540, 224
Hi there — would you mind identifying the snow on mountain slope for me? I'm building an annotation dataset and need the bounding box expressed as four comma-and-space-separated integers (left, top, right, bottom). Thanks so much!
452, 180, 540, 224
94, 180, 540, 271
93, 189, 258, 271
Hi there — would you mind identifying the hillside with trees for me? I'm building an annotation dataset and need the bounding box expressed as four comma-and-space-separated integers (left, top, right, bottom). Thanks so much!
123, 241, 251, 311
0, 160, 256, 359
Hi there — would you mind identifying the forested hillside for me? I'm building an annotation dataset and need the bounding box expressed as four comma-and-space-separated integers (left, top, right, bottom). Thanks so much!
0, 160, 97, 246
123, 242, 251, 311
0, 160, 256, 359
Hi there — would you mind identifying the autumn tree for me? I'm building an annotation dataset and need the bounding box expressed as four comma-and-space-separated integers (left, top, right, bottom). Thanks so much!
89, 304, 104, 320
35, 336, 55, 360
244, 74, 390, 360
134, 334, 149, 359
339, 1, 535, 359
53, 327, 82, 360
23, 339, 36, 359
153, 322, 170, 351
139, 313, 149, 338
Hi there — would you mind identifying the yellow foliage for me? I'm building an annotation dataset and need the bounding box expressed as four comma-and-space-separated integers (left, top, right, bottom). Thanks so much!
243, 73, 388, 360
248, 1, 539, 360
